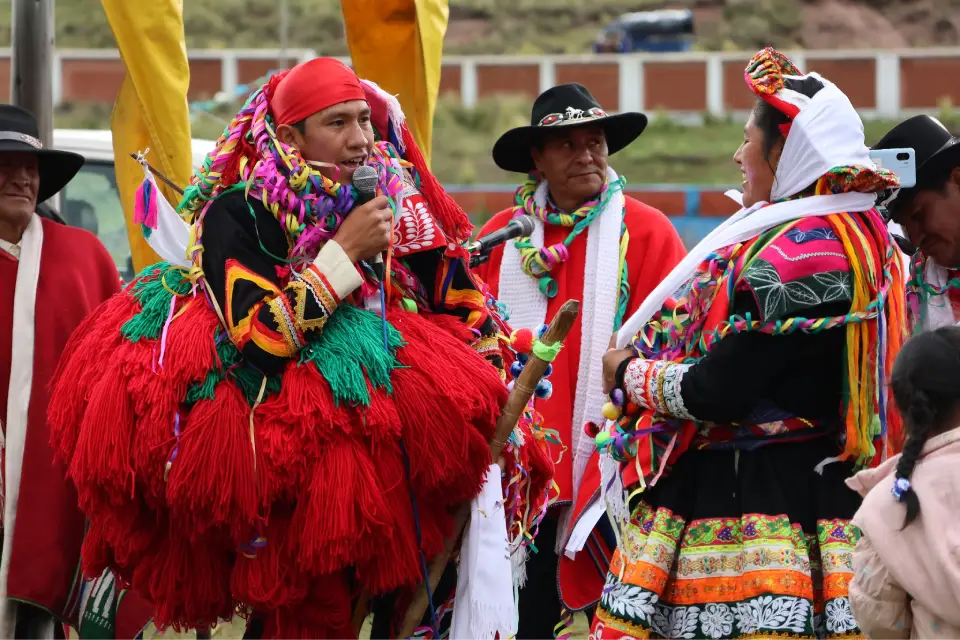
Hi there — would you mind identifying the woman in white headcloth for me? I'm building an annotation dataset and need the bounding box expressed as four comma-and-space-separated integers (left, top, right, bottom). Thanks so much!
585, 47, 908, 639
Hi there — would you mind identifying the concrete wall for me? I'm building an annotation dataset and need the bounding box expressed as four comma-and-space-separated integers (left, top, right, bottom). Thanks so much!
17, 47, 960, 118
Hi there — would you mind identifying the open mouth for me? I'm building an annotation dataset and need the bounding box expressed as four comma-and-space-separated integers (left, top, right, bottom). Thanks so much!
340, 156, 366, 170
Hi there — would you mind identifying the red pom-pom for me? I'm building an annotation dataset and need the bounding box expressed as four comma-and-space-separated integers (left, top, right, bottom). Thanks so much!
584, 421, 601, 438
510, 329, 534, 355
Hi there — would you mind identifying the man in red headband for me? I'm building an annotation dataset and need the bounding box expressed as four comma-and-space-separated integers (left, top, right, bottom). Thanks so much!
48, 58, 554, 639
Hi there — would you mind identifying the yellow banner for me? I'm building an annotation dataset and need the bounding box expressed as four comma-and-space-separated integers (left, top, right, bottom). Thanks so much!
101, 0, 193, 273
341, 0, 448, 165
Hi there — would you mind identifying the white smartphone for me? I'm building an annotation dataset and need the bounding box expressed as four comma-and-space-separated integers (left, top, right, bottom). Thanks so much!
869, 148, 917, 188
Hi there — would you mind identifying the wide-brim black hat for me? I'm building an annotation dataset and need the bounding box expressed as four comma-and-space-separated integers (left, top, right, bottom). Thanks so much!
873, 115, 960, 209
0, 104, 85, 203
492, 83, 648, 174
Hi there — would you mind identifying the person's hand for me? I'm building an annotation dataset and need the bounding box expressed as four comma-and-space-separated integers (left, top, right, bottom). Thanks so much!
602, 333, 635, 395
332, 195, 393, 262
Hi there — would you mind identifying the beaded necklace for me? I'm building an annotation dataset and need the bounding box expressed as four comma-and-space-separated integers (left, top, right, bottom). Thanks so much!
511, 173, 623, 298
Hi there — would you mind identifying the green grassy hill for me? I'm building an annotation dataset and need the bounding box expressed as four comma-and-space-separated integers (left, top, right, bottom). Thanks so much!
2, 0, 958, 54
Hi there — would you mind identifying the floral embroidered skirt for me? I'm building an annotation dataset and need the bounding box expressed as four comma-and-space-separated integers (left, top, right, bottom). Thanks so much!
591, 438, 864, 640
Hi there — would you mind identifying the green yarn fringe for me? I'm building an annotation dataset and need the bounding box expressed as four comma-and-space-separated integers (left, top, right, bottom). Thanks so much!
299, 304, 405, 407
185, 334, 282, 408
124, 266, 405, 408
121, 262, 191, 342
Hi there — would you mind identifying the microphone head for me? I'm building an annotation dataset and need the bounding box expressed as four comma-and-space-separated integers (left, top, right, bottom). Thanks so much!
514, 214, 536, 236
352, 165, 379, 200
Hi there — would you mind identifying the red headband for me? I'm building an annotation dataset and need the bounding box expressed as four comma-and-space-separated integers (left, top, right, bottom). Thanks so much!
270, 58, 366, 125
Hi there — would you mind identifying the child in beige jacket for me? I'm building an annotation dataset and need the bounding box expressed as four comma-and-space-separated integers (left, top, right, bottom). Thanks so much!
846, 326, 960, 639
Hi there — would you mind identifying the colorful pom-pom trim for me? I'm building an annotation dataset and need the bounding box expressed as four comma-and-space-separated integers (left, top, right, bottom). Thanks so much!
510, 328, 535, 355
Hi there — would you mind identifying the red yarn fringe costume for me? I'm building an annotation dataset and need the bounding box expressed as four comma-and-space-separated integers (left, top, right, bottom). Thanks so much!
47, 81, 554, 638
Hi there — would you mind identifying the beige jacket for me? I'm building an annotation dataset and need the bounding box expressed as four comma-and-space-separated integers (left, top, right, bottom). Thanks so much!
845, 427, 960, 639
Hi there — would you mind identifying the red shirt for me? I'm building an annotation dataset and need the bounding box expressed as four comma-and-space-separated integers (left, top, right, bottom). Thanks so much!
474, 196, 686, 502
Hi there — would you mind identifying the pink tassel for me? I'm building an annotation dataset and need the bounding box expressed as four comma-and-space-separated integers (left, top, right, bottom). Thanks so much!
134, 174, 159, 231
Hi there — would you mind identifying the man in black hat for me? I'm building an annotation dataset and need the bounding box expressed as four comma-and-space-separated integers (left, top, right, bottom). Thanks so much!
473, 83, 686, 637
0, 104, 120, 638
874, 115, 960, 328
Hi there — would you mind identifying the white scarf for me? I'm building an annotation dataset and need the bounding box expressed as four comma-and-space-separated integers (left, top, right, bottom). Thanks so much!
0, 214, 43, 638
497, 167, 623, 517
617, 81, 879, 346
451, 465, 515, 640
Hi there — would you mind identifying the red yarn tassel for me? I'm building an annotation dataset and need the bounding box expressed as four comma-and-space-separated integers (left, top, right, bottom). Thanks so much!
271, 361, 351, 447
80, 519, 116, 580
157, 297, 220, 386
346, 382, 402, 444
69, 357, 136, 508
48, 291, 139, 462
131, 527, 234, 632
293, 440, 389, 576
353, 441, 421, 593
252, 396, 307, 510
83, 500, 159, 578
231, 507, 310, 611
165, 382, 258, 545
128, 382, 180, 508
389, 366, 490, 505
261, 576, 355, 639
401, 125, 473, 242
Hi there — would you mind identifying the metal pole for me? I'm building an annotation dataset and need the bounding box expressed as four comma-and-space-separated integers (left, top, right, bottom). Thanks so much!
11, 0, 57, 208
11, 0, 55, 145
278, 0, 289, 69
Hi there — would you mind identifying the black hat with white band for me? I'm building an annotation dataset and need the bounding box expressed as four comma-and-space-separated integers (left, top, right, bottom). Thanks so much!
873, 115, 960, 214
0, 104, 85, 203
492, 83, 648, 173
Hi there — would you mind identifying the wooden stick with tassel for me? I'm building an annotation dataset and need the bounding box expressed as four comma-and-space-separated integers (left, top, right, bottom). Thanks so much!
393, 299, 581, 639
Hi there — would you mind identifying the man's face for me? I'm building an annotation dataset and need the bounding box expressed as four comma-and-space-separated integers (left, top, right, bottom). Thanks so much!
893, 167, 960, 267
0, 152, 39, 227
277, 99, 375, 184
531, 125, 609, 205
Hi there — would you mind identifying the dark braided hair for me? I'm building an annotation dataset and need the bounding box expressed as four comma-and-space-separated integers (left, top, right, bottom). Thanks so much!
889, 326, 960, 527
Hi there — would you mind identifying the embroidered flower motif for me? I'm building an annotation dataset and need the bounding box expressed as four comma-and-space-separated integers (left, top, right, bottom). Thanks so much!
743, 258, 822, 319
699, 603, 735, 639
392, 195, 444, 255
734, 595, 810, 634
600, 575, 658, 623
652, 604, 701, 639
812, 271, 852, 303
825, 597, 858, 634
786, 226, 839, 244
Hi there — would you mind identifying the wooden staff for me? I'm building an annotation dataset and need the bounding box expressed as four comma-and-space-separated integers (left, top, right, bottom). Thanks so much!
395, 299, 581, 639
128, 152, 185, 195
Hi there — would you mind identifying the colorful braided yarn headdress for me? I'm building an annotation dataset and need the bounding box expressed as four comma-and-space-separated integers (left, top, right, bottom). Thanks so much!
176, 59, 408, 282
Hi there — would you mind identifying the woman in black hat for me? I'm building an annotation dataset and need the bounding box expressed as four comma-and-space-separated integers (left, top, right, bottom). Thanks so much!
874, 115, 960, 329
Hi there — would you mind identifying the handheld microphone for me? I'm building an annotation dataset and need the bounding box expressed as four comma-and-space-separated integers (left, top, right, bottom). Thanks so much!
351, 165, 384, 279
473, 215, 536, 254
